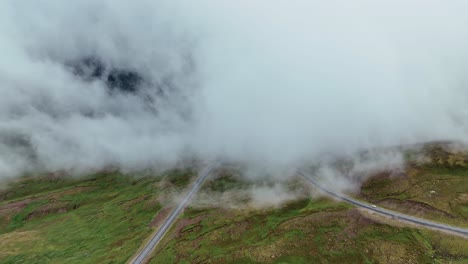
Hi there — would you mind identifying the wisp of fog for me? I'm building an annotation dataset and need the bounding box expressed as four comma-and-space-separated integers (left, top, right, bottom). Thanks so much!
1, 0, 468, 178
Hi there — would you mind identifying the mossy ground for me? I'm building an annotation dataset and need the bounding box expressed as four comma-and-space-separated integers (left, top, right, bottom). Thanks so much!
149, 195, 467, 264
0, 172, 171, 264
360, 144, 468, 227
0, 145, 466, 263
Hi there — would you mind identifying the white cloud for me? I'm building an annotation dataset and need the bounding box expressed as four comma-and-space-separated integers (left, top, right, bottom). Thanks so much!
1, 0, 468, 178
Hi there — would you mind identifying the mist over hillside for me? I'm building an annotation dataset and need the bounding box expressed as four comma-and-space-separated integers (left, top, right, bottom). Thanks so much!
1, 1, 468, 178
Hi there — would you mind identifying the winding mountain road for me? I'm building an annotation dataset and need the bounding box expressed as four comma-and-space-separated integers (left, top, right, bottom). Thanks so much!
130, 162, 218, 264
131, 165, 466, 264
297, 170, 468, 238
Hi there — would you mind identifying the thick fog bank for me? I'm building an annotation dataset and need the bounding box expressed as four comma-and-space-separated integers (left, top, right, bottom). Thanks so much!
1, 1, 468, 178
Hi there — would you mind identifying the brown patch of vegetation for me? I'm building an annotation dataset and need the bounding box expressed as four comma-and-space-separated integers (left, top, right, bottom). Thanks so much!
378, 198, 454, 218
367, 241, 421, 264
343, 209, 375, 238
0, 186, 95, 223
26, 201, 71, 220
149, 207, 173, 227
173, 214, 206, 236
0, 198, 35, 218
119, 194, 151, 211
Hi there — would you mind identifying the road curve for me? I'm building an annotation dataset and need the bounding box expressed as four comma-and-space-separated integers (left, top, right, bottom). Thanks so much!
130, 162, 218, 264
297, 170, 468, 238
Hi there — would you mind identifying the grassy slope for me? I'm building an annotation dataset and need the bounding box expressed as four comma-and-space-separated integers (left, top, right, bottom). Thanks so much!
0, 172, 171, 264
0, 151, 466, 264
147, 172, 468, 264
149, 197, 467, 264
360, 144, 468, 227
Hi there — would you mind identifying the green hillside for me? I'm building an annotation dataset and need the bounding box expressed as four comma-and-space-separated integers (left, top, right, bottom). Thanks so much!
0, 144, 466, 263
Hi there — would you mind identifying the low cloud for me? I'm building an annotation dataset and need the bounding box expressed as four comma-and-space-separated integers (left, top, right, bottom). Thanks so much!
1, 1, 468, 179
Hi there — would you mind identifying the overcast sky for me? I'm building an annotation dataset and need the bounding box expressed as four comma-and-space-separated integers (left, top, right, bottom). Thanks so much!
1, 0, 468, 177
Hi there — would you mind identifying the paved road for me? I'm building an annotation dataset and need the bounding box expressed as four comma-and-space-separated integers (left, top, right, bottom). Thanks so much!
130, 162, 218, 264
297, 170, 468, 238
